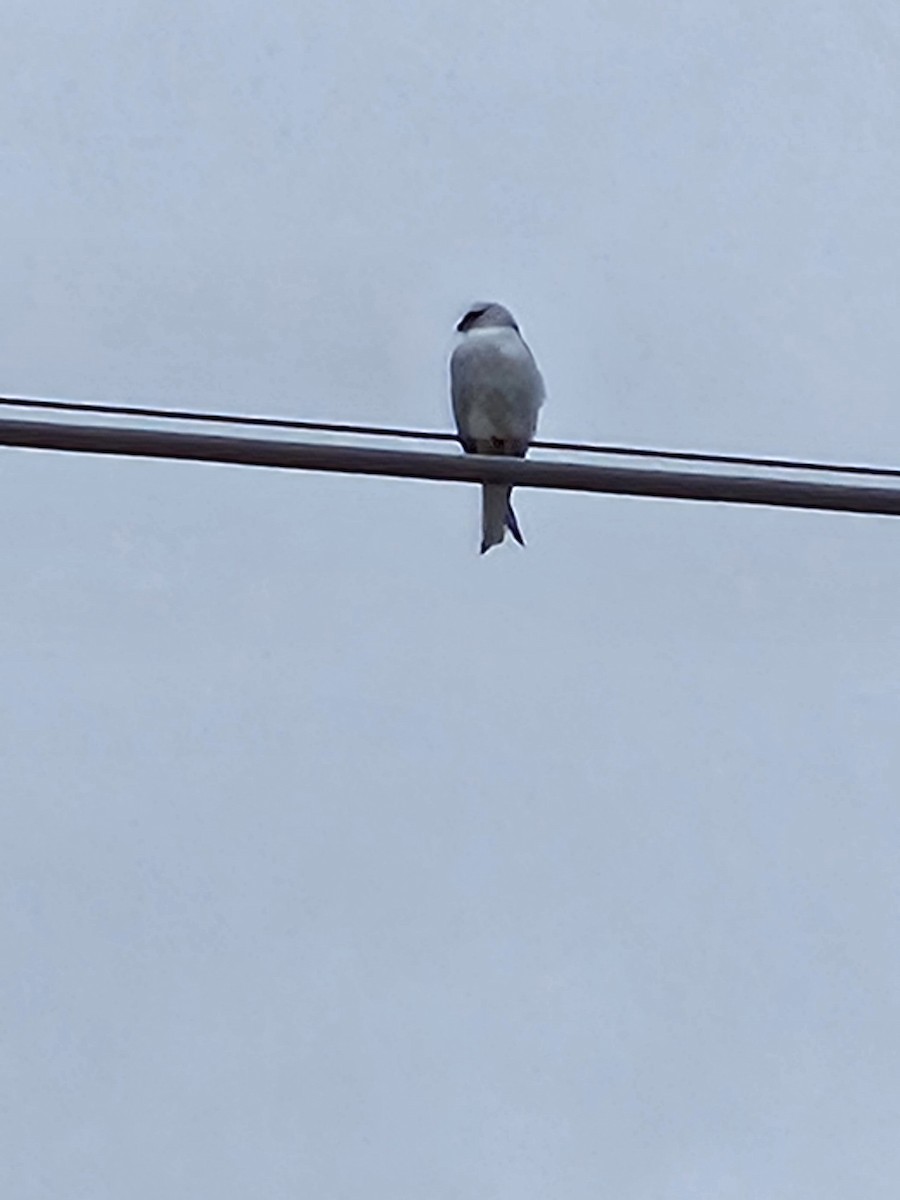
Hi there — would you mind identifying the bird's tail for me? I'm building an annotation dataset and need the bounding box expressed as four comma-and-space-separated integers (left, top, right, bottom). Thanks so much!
480, 485, 525, 554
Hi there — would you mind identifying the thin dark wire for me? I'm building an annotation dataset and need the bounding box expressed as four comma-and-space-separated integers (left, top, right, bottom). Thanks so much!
0, 395, 455, 442
2, 392, 898, 481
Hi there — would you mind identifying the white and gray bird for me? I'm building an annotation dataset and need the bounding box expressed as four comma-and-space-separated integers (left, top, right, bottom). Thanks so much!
450, 302, 545, 554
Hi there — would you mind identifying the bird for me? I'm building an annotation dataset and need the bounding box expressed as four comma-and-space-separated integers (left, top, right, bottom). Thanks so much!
449, 302, 546, 554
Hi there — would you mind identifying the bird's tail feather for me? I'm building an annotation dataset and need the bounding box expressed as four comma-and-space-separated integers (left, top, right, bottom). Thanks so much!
505, 492, 525, 546
480, 485, 525, 554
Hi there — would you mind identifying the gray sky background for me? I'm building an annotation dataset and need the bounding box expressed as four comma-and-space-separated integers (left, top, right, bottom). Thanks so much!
3, 2, 900, 1196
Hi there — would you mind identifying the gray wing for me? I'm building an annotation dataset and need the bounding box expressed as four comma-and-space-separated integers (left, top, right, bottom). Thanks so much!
450, 350, 479, 453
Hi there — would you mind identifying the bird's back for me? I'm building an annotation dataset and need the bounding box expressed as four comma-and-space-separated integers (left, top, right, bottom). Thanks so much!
451, 328, 544, 450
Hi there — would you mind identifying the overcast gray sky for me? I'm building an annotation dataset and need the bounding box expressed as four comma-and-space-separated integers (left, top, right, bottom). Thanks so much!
3, 2, 900, 1196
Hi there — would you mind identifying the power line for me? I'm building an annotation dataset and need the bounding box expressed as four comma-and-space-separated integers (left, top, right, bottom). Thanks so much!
1, 393, 898, 482
0, 393, 445, 443
3, 414, 900, 519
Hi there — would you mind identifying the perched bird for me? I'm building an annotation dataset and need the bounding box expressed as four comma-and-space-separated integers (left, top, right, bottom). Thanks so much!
450, 302, 545, 554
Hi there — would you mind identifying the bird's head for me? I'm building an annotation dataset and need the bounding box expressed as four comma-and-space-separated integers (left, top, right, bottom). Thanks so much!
456, 302, 520, 333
